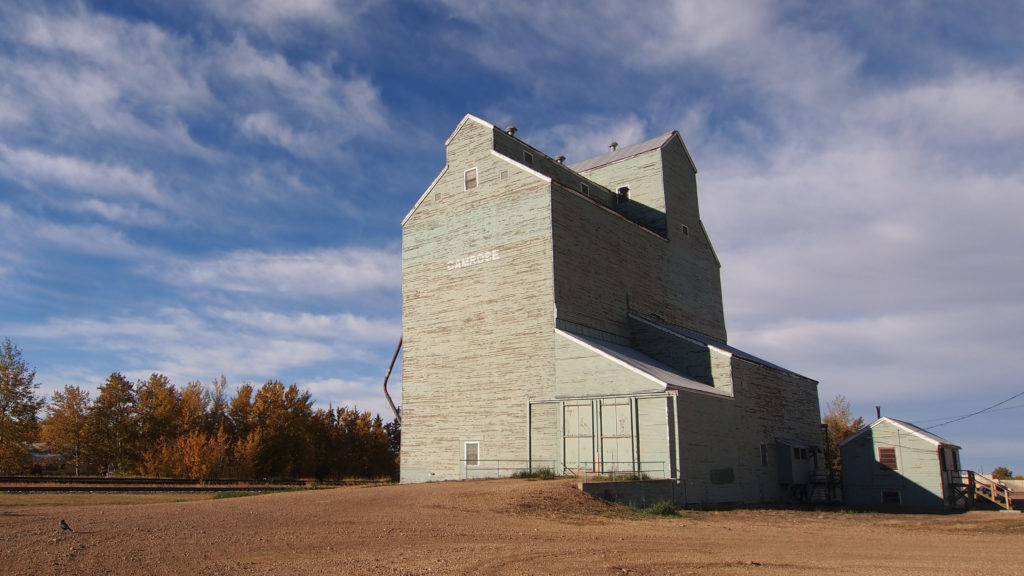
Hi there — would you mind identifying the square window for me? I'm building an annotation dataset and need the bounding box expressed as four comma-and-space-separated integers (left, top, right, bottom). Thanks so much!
464, 167, 478, 190
500, 169, 508, 180
465, 442, 480, 467
580, 182, 590, 196
523, 151, 534, 165
878, 447, 898, 470
881, 490, 901, 504
681, 224, 689, 236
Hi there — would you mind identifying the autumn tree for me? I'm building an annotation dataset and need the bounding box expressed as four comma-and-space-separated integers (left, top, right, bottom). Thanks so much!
179, 380, 210, 436
205, 376, 230, 435
0, 339, 46, 473
822, 394, 864, 473
992, 466, 1013, 480
40, 385, 92, 475
88, 373, 139, 474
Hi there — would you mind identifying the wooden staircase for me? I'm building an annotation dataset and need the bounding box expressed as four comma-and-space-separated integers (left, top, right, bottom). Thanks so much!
974, 473, 1015, 511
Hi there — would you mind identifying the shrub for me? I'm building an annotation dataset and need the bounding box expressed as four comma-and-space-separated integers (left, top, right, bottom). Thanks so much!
512, 467, 557, 480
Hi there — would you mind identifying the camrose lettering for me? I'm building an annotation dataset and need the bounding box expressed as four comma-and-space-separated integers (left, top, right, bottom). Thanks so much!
447, 249, 501, 271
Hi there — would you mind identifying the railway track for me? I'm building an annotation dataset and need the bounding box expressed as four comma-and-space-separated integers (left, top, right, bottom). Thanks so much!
0, 476, 377, 493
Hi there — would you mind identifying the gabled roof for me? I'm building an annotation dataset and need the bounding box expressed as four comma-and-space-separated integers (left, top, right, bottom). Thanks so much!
838, 417, 960, 449
556, 329, 732, 399
628, 312, 816, 382
568, 130, 697, 174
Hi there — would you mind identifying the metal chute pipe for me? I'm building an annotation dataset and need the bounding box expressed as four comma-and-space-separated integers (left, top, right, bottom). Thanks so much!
382, 336, 402, 424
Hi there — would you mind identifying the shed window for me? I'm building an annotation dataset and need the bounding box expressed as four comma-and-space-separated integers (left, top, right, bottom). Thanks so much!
523, 151, 534, 165
881, 490, 901, 504
878, 446, 898, 470
464, 168, 478, 190
465, 442, 480, 467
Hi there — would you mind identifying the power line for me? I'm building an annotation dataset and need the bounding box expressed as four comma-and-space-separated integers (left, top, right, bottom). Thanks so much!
924, 390, 1024, 430
915, 403, 1024, 424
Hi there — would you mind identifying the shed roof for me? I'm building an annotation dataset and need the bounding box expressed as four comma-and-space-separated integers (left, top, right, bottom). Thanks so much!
555, 329, 732, 399
838, 417, 960, 449
628, 312, 816, 382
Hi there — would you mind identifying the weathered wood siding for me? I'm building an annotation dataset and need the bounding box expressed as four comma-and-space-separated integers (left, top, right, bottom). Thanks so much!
401, 116, 820, 504
841, 421, 946, 509
553, 331, 666, 398
577, 139, 729, 338
401, 118, 557, 482
670, 356, 820, 504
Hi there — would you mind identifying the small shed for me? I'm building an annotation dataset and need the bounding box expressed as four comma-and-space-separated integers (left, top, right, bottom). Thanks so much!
839, 417, 967, 510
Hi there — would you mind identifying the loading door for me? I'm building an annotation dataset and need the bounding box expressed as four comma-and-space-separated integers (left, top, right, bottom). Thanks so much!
600, 399, 634, 472
563, 403, 594, 473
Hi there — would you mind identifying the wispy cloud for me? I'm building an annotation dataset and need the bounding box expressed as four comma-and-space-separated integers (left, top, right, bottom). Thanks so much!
0, 144, 165, 205
164, 247, 401, 297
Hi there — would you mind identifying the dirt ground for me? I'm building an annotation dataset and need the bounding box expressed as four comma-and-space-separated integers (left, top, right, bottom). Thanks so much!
2, 478, 1023, 575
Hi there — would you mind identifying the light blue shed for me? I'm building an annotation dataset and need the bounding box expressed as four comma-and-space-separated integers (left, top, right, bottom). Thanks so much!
839, 417, 967, 510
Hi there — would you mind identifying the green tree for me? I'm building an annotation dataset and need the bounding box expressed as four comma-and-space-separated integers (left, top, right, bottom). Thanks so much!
251, 380, 314, 478
0, 339, 46, 473
992, 466, 1013, 480
227, 383, 255, 442
40, 385, 92, 475
822, 394, 864, 473
88, 373, 139, 474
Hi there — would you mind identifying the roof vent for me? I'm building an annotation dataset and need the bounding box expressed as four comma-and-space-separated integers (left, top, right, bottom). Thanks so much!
555, 155, 566, 164
609, 141, 618, 151
505, 125, 517, 136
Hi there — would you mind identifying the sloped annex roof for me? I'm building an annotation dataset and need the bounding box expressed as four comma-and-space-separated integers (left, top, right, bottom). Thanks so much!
838, 416, 960, 449
628, 312, 816, 382
555, 329, 732, 399
568, 130, 698, 174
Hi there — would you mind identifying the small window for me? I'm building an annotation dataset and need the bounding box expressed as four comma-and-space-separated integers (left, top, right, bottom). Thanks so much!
434, 191, 442, 202
523, 151, 534, 165
465, 442, 480, 467
881, 490, 901, 504
580, 182, 590, 196
500, 169, 508, 181
878, 447, 898, 470
464, 168, 478, 190
680, 224, 689, 237
760, 443, 768, 466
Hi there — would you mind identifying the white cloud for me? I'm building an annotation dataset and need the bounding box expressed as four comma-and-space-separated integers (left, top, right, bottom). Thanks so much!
240, 111, 330, 158
303, 376, 399, 417
221, 37, 388, 155
170, 247, 401, 297
0, 144, 165, 206
20, 305, 397, 396
1, 5, 212, 153
202, 0, 377, 35
539, 115, 650, 165
207, 308, 399, 343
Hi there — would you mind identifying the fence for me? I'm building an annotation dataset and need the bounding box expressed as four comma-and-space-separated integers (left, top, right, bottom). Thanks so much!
575, 461, 667, 482
460, 459, 558, 480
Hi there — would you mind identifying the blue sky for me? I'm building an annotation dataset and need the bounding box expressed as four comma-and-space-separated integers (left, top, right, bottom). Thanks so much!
1, 1, 1022, 474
